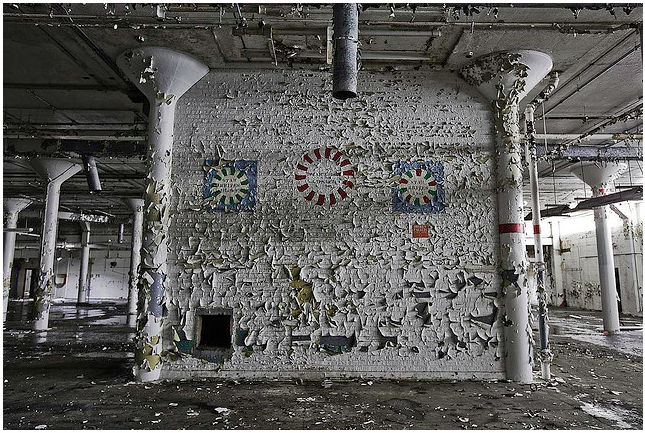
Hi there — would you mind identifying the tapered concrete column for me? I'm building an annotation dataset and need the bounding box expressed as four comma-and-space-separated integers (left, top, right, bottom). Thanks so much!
125, 198, 144, 327
77, 222, 91, 305
3, 198, 33, 321
461, 50, 553, 383
117, 47, 208, 381
27, 158, 82, 330
570, 163, 626, 333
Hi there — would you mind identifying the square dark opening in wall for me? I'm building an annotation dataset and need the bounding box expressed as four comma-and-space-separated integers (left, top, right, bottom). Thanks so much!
198, 314, 232, 349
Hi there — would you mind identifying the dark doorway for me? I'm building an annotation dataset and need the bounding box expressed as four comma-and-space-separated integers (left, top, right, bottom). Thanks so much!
198, 313, 232, 349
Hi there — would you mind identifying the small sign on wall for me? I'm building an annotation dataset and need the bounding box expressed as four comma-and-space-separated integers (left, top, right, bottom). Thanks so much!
412, 224, 429, 238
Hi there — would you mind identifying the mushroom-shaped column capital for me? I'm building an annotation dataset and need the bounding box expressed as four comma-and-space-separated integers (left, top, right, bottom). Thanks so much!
460, 50, 553, 104
116, 46, 209, 103
4, 197, 33, 215
570, 162, 626, 192
27, 158, 82, 185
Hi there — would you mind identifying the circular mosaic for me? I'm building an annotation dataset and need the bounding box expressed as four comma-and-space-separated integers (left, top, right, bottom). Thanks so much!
209, 166, 250, 206
295, 147, 354, 206
398, 168, 438, 205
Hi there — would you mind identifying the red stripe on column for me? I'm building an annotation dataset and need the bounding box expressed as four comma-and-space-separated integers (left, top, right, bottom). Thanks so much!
533, 224, 541, 234
324, 148, 331, 158
332, 151, 342, 161
297, 184, 309, 192
499, 223, 525, 234
337, 188, 347, 199
314, 148, 322, 159
295, 174, 306, 180
316, 194, 325, 205
343, 180, 354, 189
343, 170, 354, 176
340, 159, 350, 167
304, 155, 313, 164
305, 191, 315, 201
297, 164, 308, 171
329, 193, 336, 205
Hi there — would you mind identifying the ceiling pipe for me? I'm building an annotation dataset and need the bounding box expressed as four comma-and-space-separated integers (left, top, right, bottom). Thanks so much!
3, 227, 33, 233
81, 154, 102, 193
570, 163, 626, 334
534, 133, 643, 141
332, 4, 359, 100
15, 242, 129, 250
21, 210, 111, 224
275, 49, 434, 62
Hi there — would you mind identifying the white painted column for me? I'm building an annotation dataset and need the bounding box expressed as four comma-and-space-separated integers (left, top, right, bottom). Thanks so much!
77, 221, 91, 304
117, 47, 208, 381
125, 198, 144, 326
27, 158, 82, 331
3, 198, 33, 321
593, 187, 621, 332
570, 163, 625, 333
461, 50, 553, 383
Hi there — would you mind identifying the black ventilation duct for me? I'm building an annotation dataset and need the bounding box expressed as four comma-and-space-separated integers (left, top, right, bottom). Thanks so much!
82, 154, 101, 193
332, 3, 359, 100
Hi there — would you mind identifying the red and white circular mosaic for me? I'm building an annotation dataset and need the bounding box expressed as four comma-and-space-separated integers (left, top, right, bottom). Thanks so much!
294, 147, 355, 206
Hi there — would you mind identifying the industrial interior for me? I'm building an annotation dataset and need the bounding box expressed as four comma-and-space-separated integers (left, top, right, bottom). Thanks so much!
3, 2, 644, 430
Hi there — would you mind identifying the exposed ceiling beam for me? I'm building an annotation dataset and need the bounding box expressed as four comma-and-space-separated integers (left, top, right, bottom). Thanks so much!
525, 144, 643, 161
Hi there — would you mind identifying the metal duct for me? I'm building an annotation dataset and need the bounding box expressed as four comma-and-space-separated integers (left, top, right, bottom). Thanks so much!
118, 223, 125, 244
524, 187, 643, 220
332, 4, 359, 100
82, 154, 102, 192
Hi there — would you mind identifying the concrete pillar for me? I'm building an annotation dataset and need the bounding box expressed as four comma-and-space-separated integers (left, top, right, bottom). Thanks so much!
117, 47, 208, 381
461, 50, 553, 383
77, 222, 91, 305
27, 158, 82, 331
125, 198, 144, 327
550, 220, 566, 307
570, 163, 625, 333
3, 198, 33, 321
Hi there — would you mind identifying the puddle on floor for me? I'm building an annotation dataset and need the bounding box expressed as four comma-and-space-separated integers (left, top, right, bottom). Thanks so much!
580, 402, 635, 429
88, 316, 128, 326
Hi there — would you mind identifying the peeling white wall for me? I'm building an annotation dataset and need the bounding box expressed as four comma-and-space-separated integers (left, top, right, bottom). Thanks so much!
557, 202, 643, 316
166, 70, 506, 378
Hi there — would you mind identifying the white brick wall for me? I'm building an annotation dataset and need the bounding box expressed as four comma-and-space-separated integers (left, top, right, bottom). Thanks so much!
165, 69, 505, 378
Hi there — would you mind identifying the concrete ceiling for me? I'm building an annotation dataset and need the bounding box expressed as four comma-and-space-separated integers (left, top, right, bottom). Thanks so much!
3, 3, 643, 221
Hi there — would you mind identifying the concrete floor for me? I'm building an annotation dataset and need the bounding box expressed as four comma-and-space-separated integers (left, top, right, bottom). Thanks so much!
2, 302, 643, 430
